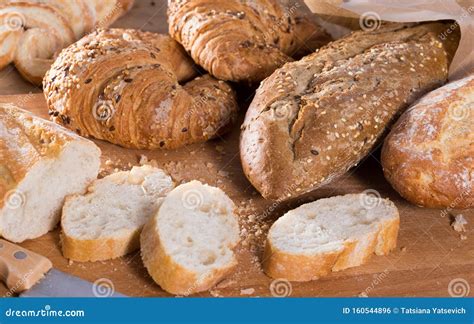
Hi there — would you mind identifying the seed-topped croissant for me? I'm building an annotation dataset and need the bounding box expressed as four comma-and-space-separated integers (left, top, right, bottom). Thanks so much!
167, 0, 331, 83
43, 29, 239, 150
0, 0, 133, 85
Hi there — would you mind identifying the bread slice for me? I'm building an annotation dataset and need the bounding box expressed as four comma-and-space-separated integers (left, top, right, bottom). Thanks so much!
0, 104, 101, 243
61, 165, 174, 262
140, 180, 240, 295
263, 193, 399, 282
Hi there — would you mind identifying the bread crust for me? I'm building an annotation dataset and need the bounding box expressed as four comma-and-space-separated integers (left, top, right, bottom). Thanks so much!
240, 23, 459, 201
0, 103, 101, 242
140, 216, 237, 295
61, 230, 140, 262
382, 75, 474, 208
44, 28, 239, 149
0, 0, 133, 85
167, 0, 331, 82
263, 196, 400, 282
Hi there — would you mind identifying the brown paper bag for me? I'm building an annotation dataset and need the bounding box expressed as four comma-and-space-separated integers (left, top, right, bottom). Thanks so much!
304, 0, 474, 80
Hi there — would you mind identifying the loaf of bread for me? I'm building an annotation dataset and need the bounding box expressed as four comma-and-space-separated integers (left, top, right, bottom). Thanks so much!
61, 165, 174, 262
263, 193, 399, 281
240, 23, 459, 201
382, 75, 474, 209
141, 181, 240, 295
0, 104, 101, 243
0, 0, 133, 85
44, 29, 238, 149
168, 0, 331, 83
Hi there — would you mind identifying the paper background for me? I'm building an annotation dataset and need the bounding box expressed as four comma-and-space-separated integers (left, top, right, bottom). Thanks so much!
304, 0, 474, 80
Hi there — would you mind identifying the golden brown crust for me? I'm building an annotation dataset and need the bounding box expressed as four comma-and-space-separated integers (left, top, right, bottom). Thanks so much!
44, 28, 239, 150
0, 103, 89, 210
240, 22, 459, 201
0, 1, 133, 85
167, 0, 331, 82
382, 75, 474, 209
140, 215, 237, 295
263, 214, 400, 282
60, 230, 140, 262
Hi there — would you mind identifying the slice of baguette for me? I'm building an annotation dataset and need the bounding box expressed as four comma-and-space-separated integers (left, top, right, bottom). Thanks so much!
263, 193, 399, 282
0, 104, 101, 242
61, 165, 174, 262
140, 180, 240, 295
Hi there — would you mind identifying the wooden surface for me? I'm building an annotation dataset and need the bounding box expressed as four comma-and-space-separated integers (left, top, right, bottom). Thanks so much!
0, 1, 472, 298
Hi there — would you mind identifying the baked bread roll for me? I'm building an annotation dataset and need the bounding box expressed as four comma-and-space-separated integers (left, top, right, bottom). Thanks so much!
61, 165, 174, 262
0, 0, 133, 85
0, 104, 100, 243
382, 75, 474, 209
168, 0, 331, 83
141, 181, 240, 295
263, 194, 399, 282
44, 29, 238, 149
240, 23, 459, 200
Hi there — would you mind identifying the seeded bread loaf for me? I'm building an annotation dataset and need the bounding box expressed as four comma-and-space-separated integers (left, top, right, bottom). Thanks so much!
167, 0, 331, 83
61, 165, 174, 262
141, 181, 240, 295
263, 193, 399, 281
382, 75, 474, 209
44, 28, 238, 149
0, 104, 100, 243
240, 23, 459, 201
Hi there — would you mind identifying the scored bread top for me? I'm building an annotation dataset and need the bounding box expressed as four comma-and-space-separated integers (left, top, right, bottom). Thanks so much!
240, 22, 459, 200
268, 194, 399, 255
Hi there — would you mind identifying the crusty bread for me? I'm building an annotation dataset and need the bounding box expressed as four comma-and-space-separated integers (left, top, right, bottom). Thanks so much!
140, 181, 240, 295
0, 104, 101, 243
263, 193, 399, 281
167, 0, 331, 83
61, 165, 174, 262
0, 0, 132, 85
240, 22, 459, 201
44, 28, 238, 149
382, 75, 474, 209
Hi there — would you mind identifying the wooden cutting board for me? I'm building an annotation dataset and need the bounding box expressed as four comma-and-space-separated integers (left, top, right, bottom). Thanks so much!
0, 92, 472, 297
0, 1, 472, 297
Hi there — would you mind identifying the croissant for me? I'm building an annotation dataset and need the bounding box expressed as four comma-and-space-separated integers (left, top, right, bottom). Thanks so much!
0, 0, 133, 85
43, 29, 238, 150
168, 0, 331, 83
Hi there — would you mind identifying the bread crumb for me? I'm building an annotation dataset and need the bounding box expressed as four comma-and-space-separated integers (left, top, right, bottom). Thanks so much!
400, 246, 407, 252
68, 259, 73, 266
460, 235, 467, 240
452, 214, 467, 232
240, 288, 255, 296
358, 292, 368, 297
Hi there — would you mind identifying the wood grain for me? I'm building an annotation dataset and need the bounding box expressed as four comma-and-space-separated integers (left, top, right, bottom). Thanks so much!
0, 0, 472, 297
